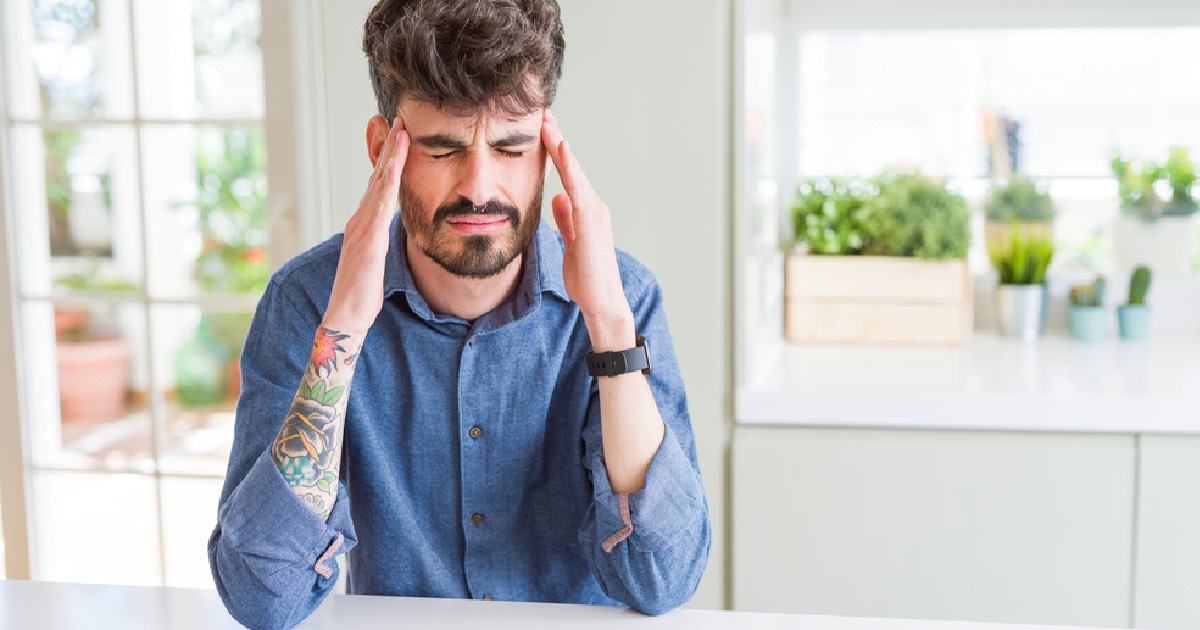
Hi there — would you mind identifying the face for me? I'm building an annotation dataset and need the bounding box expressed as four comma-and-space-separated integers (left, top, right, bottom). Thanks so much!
384, 100, 546, 279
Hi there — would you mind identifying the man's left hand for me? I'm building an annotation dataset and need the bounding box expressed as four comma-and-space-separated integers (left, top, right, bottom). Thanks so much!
541, 110, 636, 351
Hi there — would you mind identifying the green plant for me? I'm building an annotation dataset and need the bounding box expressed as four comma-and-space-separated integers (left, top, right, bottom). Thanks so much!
1112, 148, 1198, 221
184, 129, 269, 363
1164, 148, 1198, 215
990, 232, 1055, 285
985, 176, 1054, 223
1069, 277, 1106, 307
862, 173, 971, 260
1127, 265, 1152, 305
790, 179, 872, 255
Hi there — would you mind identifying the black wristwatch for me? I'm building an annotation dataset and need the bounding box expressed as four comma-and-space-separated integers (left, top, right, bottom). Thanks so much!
587, 335, 652, 378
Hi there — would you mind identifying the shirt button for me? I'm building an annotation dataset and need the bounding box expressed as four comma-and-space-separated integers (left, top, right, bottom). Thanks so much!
469, 426, 483, 439
468, 336, 477, 346
471, 513, 485, 526
482, 595, 493, 601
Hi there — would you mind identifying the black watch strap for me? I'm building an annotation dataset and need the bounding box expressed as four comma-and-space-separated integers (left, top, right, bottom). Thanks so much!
587, 335, 652, 378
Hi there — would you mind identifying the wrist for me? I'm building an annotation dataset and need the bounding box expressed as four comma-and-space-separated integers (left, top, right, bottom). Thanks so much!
584, 309, 636, 352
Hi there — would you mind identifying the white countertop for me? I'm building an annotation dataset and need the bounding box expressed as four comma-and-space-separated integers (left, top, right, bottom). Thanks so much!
736, 333, 1200, 434
0, 580, 1113, 630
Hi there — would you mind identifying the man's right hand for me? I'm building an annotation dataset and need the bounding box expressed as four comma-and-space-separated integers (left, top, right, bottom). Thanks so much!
322, 120, 410, 336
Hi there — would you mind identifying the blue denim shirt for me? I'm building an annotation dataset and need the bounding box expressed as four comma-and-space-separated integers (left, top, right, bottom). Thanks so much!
207, 218, 711, 630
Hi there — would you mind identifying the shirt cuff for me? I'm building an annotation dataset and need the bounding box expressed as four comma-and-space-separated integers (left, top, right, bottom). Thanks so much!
217, 450, 357, 591
590, 423, 705, 552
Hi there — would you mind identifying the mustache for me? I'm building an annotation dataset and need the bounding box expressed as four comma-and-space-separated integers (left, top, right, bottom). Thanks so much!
433, 198, 521, 227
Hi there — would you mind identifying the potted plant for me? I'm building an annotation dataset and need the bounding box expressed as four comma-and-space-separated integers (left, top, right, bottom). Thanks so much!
54, 268, 137, 422
1067, 276, 1107, 341
984, 175, 1055, 253
786, 173, 973, 345
177, 129, 269, 405
990, 232, 1054, 340
1117, 266, 1152, 340
1111, 147, 1198, 274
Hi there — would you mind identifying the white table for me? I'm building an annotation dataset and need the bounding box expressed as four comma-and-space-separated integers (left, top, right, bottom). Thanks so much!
0, 580, 1110, 629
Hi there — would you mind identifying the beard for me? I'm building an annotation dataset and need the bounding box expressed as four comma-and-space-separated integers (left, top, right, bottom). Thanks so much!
399, 179, 543, 279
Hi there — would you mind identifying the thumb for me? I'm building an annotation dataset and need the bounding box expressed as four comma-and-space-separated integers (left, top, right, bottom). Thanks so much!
552, 193, 575, 243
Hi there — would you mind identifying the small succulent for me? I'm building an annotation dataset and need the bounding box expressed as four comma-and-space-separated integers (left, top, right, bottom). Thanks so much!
1127, 266, 1152, 305
1069, 277, 1107, 308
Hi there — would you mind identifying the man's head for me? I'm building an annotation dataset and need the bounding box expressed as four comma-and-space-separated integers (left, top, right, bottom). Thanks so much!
362, 0, 565, 279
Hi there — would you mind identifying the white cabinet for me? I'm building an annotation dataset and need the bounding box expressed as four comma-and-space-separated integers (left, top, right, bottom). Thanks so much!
732, 427, 1136, 628
1134, 436, 1200, 630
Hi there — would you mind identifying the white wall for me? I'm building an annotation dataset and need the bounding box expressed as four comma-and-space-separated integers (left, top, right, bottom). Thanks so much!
288, 0, 732, 610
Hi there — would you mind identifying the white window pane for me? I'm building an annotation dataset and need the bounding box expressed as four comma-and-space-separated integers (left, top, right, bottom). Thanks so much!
796, 28, 1200, 179
141, 126, 269, 299
33, 470, 161, 585
132, 0, 264, 119
161, 476, 222, 587
4, 0, 134, 120
9, 125, 144, 296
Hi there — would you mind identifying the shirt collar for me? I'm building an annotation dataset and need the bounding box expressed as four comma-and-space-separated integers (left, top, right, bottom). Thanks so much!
382, 214, 571, 319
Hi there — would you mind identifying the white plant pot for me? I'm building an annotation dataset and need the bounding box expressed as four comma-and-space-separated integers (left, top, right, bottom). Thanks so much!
1113, 214, 1198, 274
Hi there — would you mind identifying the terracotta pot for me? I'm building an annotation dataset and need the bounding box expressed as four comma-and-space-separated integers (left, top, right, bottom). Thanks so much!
56, 338, 131, 421
226, 359, 242, 401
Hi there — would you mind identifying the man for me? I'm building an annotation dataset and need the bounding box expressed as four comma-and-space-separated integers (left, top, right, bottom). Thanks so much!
207, 1, 710, 628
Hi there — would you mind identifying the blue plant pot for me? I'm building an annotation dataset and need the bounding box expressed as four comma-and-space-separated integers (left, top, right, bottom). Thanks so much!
1068, 306, 1108, 341
1117, 305, 1151, 340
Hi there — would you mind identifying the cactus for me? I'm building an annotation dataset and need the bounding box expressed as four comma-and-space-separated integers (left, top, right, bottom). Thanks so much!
1069, 276, 1106, 307
1128, 266, 1152, 305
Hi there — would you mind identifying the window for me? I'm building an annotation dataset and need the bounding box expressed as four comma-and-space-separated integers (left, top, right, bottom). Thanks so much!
791, 27, 1200, 275
2, 0, 270, 586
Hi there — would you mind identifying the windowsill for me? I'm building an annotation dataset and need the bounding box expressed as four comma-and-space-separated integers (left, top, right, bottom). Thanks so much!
735, 333, 1200, 434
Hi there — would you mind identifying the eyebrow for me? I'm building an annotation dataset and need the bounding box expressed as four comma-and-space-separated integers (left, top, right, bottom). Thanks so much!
412, 132, 538, 150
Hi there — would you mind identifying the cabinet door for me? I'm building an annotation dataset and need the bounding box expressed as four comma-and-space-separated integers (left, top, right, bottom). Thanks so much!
1134, 435, 1200, 630
732, 427, 1135, 627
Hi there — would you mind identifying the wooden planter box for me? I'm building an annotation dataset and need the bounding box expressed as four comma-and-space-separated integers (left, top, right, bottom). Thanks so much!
785, 255, 973, 346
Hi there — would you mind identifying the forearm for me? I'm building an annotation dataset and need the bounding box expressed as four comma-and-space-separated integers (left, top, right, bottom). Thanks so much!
270, 325, 363, 521
588, 310, 666, 494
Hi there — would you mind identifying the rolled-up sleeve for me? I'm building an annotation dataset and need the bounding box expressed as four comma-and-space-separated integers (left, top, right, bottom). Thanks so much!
577, 276, 712, 615
207, 274, 357, 630
209, 451, 357, 630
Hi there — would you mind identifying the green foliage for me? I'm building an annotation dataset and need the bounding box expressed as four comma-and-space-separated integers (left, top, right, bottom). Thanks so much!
1069, 277, 1106, 307
790, 179, 872, 255
862, 173, 972, 260
985, 176, 1054, 223
1128, 265, 1152, 305
1165, 148, 1198, 215
990, 232, 1055, 285
299, 379, 345, 407
1112, 147, 1198, 221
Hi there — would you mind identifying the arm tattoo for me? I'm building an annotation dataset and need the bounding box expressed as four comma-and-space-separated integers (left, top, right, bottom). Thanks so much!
272, 326, 361, 521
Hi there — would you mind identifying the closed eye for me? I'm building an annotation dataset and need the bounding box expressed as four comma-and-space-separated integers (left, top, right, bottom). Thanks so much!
430, 151, 458, 160
497, 149, 525, 158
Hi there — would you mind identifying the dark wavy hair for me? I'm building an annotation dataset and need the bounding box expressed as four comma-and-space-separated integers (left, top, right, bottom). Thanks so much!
362, 0, 565, 122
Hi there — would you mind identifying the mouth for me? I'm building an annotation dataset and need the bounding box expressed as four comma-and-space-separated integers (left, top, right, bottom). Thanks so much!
445, 216, 510, 235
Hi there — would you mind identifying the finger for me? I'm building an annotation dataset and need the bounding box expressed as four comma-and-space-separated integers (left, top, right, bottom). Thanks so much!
372, 120, 399, 177
551, 192, 575, 244
541, 115, 590, 203
374, 131, 408, 220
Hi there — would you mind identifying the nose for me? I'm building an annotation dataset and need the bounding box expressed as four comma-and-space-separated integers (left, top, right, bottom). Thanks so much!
455, 149, 501, 207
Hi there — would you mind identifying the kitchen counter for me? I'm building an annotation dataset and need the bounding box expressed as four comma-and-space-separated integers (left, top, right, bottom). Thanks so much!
736, 333, 1200, 433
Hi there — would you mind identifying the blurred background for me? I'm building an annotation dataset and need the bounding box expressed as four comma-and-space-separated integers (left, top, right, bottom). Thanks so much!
0, 1, 1197, 629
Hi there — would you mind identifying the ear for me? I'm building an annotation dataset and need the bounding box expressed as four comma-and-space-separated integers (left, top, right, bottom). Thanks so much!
366, 114, 391, 168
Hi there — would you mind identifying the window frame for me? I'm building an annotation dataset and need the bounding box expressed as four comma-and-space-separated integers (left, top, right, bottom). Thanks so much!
0, 0, 301, 583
